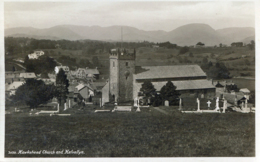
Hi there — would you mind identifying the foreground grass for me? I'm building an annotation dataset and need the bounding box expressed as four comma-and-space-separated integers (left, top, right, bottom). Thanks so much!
5, 110, 254, 157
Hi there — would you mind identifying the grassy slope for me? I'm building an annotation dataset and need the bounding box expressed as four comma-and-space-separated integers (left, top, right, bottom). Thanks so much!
5, 110, 255, 157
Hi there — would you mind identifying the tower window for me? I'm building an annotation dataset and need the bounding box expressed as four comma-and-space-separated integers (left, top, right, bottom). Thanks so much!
113, 61, 115, 67
126, 62, 128, 66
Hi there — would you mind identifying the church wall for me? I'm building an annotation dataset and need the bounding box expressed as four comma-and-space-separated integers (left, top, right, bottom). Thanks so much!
179, 88, 215, 99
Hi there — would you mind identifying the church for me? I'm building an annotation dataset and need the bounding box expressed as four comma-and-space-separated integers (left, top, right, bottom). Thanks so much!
102, 49, 216, 106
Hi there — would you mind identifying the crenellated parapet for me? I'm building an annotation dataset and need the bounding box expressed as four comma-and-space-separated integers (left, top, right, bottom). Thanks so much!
109, 48, 136, 60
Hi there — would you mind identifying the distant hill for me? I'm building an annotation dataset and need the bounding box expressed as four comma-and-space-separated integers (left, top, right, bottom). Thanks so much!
216, 27, 255, 45
240, 35, 255, 44
5, 26, 82, 40
161, 23, 221, 46
5, 24, 255, 46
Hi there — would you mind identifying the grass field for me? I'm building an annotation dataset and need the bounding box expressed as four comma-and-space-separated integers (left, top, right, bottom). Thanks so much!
5, 108, 255, 157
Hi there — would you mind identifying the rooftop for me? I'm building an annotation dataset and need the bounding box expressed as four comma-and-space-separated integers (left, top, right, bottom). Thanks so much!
135, 79, 215, 92
19, 73, 36, 79
134, 65, 206, 80
85, 68, 99, 75
240, 88, 250, 93
6, 81, 24, 91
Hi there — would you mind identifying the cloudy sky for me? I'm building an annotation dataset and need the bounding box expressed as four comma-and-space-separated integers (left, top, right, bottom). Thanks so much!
4, 1, 255, 31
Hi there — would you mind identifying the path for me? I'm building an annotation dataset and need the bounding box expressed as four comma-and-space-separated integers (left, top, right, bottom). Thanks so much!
153, 107, 169, 115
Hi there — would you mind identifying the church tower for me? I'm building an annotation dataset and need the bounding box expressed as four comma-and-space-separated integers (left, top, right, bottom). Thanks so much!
109, 48, 136, 103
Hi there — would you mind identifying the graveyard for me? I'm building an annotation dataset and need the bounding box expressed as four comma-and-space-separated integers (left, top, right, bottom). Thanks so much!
5, 102, 255, 157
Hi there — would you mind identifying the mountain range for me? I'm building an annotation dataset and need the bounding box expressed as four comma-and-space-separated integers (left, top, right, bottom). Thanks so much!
5, 23, 255, 46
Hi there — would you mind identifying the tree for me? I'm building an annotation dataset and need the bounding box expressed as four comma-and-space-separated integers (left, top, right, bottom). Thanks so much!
160, 81, 180, 106
140, 81, 156, 97
12, 79, 56, 108
55, 69, 69, 105
179, 46, 189, 54
92, 56, 100, 67
79, 59, 93, 68
206, 62, 230, 79
248, 90, 255, 106
196, 42, 204, 46
202, 57, 208, 64
248, 40, 255, 50
24, 55, 29, 65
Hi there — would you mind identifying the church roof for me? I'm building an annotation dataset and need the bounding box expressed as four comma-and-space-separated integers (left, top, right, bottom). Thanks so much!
135, 79, 215, 92
134, 65, 206, 80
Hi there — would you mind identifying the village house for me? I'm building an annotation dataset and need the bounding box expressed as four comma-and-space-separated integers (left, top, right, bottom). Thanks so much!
54, 66, 70, 74
86, 68, 100, 79
5, 71, 22, 84
19, 72, 36, 80
5, 81, 24, 96
66, 83, 96, 108
239, 88, 250, 100
70, 67, 100, 80
28, 50, 44, 59
37, 78, 56, 85
74, 83, 95, 102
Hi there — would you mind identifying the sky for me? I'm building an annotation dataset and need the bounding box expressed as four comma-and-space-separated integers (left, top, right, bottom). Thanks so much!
4, 1, 256, 31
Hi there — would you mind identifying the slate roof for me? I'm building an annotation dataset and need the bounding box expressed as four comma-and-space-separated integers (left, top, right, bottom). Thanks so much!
135, 79, 215, 92
75, 84, 86, 91
6, 81, 24, 91
85, 68, 100, 75
134, 65, 206, 80
74, 83, 94, 92
239, 88, 250, 93
19, 73, 36, 79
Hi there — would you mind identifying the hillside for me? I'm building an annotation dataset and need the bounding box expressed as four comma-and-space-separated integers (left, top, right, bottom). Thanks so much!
162, 24, 221, 46
5, 24, 255, 46
216, 27, 255, 44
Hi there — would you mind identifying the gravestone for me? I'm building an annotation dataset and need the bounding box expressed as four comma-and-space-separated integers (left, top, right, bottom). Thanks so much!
164, 100, 169, 107
136, 99, 141, 112
197, 98, 200, 111
222, 99, 227, 113
234, 95, 237, 106
215, 97, 220, 111
134, 97, 138, 107
179, 98, 182, 110
207, 100, 211, 109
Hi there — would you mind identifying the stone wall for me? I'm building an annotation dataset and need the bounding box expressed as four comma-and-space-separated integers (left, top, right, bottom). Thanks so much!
109, 58, 119, 101
118, 60, 135, 102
